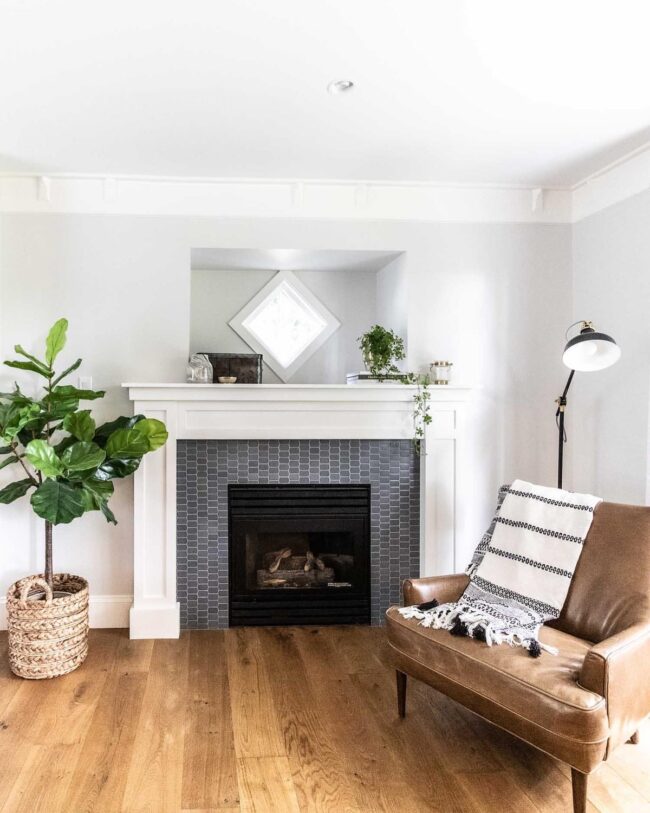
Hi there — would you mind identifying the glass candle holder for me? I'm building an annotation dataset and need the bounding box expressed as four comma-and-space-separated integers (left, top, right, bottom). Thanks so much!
186, 353, 213, 383
430, 360, 453, 385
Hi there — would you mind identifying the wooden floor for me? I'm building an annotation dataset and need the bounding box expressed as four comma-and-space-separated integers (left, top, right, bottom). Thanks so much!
0, 627, 648, 813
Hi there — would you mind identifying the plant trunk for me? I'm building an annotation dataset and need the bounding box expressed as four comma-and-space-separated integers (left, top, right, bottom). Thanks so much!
44, 521, 53, 589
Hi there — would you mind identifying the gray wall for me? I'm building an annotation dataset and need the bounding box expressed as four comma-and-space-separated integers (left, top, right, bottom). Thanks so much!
0, 213, 572, 599
572, 189, 650, 503
190, 267, 378, 383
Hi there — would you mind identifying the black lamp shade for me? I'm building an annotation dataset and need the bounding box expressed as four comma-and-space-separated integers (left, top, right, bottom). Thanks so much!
562, 331, 620, 372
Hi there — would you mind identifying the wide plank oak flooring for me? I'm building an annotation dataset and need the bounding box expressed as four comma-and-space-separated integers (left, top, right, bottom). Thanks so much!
0, 627, 648, 812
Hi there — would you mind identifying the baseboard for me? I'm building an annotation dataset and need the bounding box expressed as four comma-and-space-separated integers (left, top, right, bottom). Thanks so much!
129, 603, 180, 639
0, 594, 132, 630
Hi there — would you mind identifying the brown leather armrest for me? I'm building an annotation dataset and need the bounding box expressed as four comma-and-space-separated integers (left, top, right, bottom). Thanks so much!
579, 621, 650, 752
402, 573, 470, 606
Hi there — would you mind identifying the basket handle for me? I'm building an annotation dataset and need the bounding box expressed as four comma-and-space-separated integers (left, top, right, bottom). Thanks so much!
19, 576, 53, 604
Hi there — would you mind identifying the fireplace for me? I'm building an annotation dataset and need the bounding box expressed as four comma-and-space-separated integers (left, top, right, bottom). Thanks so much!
229, 484, 371, 626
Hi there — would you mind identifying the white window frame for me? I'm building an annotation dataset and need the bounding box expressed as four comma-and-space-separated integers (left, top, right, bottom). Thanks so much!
229, 270, 341, 382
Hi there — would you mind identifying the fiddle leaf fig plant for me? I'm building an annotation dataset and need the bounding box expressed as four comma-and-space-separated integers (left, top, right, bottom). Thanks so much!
0, 318, 168, 589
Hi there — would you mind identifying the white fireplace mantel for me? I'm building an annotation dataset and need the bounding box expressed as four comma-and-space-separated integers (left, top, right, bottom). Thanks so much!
124, 383, 471, 638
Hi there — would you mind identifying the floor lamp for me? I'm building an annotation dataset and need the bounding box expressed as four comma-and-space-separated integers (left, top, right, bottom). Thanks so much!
556, 320, 621, 489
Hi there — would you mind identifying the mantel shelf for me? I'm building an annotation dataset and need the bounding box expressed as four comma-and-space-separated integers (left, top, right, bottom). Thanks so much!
123, 382, 472, 403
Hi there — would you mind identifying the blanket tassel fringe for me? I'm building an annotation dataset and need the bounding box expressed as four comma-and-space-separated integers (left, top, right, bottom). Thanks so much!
403, 599, 559, 658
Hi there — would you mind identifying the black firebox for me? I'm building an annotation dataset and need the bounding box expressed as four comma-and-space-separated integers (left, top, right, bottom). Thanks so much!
228, 484, 371, 626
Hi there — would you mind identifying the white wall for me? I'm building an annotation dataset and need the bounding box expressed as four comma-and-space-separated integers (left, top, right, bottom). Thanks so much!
0, 213, 572, 612
572, 188, 650, 504
190, 267, 378, 383
376, 255, 408, 355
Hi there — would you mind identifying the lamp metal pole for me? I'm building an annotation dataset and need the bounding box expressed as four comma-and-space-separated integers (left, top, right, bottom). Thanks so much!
555, 369, 575, 489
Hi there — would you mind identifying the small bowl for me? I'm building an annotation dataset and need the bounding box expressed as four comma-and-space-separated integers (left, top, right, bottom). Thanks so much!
218, 376, 237, 384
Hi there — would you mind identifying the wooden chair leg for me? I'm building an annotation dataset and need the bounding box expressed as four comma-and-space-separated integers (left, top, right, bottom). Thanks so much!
396, 670, 407, 718
571, 768, 588, 813
628, 730, 640, 745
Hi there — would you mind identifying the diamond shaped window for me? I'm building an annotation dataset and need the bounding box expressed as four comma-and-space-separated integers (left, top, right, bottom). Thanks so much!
229, 271, 340, 381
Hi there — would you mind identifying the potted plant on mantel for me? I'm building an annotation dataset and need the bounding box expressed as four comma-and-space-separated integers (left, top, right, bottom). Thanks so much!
357, 324, 432, 450
0, 319, 167, 679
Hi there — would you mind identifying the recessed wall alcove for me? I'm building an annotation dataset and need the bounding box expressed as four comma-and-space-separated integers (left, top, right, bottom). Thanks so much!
190, 247, 407, 384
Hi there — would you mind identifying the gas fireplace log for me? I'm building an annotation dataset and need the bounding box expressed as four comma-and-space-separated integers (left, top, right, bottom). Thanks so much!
320, 554, 354, 569
268, 548, 292, 573
257, 567, 335, 588
263, 551, 331, 574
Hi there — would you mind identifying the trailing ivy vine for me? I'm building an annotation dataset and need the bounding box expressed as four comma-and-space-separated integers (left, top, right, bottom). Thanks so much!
358, 326, 432, 454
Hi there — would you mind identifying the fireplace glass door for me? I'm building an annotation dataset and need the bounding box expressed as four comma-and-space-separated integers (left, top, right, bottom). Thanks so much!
229, 485, 370, 626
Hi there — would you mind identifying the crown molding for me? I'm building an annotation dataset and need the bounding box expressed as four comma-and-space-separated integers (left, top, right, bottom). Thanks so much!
0, 173, 572, 224
3, 147, 650, 224
571, 141, 650, 222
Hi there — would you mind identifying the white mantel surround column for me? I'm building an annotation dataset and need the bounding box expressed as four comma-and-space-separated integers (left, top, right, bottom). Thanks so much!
124, 383, 471, 638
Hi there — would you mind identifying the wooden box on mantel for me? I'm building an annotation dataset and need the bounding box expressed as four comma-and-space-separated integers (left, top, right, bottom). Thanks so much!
202, 353, 263, 384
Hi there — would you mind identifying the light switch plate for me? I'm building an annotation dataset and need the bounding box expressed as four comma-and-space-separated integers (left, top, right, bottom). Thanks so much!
78, 376, 93, 389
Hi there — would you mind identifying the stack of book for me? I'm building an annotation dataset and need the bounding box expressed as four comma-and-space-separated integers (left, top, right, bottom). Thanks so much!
346, 371, 404, 385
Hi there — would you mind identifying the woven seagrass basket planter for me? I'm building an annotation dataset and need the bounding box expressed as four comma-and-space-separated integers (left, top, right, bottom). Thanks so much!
6, 573, 89, 680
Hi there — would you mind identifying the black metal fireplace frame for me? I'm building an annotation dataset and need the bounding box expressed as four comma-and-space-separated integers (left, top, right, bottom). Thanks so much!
228, 483, 371, 626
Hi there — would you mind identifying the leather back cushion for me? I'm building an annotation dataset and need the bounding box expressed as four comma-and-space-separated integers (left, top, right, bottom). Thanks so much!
550, 502, 650, 643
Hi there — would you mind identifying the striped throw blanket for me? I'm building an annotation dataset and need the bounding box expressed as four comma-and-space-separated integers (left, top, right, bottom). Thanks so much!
400, 479, 601, 657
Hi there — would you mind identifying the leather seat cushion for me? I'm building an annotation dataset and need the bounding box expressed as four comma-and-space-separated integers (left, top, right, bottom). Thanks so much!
386, 606, 610, 771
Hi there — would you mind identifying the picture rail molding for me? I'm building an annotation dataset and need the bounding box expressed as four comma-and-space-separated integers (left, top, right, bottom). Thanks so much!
0, 173, 572, 223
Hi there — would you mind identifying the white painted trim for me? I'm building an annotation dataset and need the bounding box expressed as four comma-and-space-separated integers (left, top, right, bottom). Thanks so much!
124, 382, 471, 637
0, 594, 132, 630
572, 141, 650, 221
3, 141, 650, 223
129, 603, 180, 639
229, 270, 341, 382
0, 173, 572, 223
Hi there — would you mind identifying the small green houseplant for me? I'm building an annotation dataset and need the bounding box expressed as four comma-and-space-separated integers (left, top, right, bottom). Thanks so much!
0, 319, 167, 679
358, 324, 406, 378
358, 324, 431, 451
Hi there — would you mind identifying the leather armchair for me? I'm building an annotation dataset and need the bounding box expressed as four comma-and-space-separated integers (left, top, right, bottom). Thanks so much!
386, 501, 650, 813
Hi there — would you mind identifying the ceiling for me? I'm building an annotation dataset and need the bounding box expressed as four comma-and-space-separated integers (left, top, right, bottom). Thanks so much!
1, 0, 650, 186
191, 248, 401, 274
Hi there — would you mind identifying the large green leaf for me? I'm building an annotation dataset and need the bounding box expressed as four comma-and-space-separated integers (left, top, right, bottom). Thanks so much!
105, 428, 149, 460
78, 478, 115, 519
0, 478, 34, 504
41, 385, 103, 423
94, 414, 145, 443
96, 457, 141, 480
0, 386, 35, 406
51, 358, 82, 387
30, 479, 86, 524
0, 454, 20, 470
4, 360, 53, 378
63, 410, 96, 442
83, 477, 114, 501
133, 418, 168, 451
14, 344, 49, 371
0, 402, 41, 443
53, 435, 77, 456
45, 318, 68, 367
25, 439, 64, 477
100, 502, 117, 525
61, 441, 105, 472
47, 385, 106, 403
